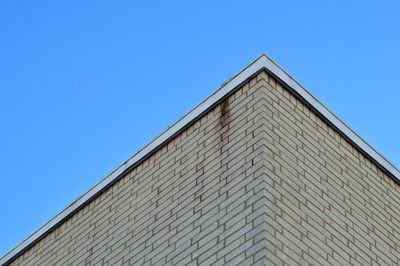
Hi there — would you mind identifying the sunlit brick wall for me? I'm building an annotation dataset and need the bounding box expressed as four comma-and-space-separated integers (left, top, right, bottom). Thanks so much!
10, 72, 271, 265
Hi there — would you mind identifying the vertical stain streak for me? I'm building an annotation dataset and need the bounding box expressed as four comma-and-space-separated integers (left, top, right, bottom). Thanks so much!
218, 99, 231, 198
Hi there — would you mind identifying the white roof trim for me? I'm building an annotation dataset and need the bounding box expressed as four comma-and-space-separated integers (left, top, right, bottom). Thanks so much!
1, 53, 399, 265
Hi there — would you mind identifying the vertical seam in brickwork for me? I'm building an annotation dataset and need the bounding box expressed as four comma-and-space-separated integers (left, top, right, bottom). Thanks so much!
252, 72, 274, 265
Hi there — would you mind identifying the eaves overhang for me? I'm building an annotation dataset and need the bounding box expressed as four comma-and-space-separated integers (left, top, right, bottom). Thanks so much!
1, 53, 399, 265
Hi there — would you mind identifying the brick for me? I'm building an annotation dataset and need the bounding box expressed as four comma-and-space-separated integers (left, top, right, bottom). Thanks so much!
8, 69, 400, 266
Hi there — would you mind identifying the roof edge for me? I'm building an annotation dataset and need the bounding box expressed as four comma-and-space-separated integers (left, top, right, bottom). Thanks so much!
1, 53, 399, 265
0, 54, 267, 265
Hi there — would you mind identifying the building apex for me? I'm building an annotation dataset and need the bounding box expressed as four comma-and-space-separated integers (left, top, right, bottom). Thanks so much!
1, 52, 398, 265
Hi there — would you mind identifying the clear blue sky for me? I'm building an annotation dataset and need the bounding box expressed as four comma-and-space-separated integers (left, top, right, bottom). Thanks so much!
0, 0, 399, 255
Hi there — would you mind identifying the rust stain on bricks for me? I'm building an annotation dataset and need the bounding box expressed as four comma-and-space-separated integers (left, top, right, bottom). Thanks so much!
218, 99, 230, 200
194, 99, 231, 205
219, 98, 230, 147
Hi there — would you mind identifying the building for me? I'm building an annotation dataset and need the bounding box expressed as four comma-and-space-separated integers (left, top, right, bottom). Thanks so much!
1, 54, 399, 265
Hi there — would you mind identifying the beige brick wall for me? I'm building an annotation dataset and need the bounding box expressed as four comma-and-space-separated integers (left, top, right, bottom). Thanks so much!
10, 72, 271, 266
9, 70, 400, 265
258, 71, 400, 265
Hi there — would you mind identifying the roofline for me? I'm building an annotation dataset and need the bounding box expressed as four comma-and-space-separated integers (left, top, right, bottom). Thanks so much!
1, 53, 399, 265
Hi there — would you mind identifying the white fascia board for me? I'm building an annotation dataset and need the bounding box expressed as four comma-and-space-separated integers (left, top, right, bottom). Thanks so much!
1, 53, 399, 265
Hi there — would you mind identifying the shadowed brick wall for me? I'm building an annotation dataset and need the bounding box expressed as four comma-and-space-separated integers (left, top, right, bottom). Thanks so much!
259, 71, 400, 265
9, 71, 400, 265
